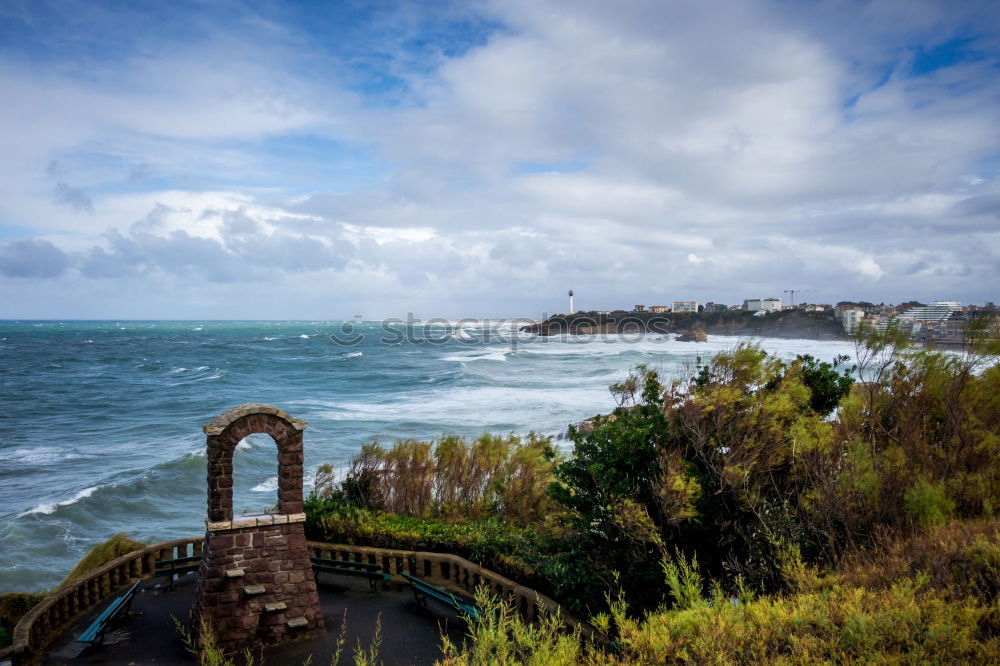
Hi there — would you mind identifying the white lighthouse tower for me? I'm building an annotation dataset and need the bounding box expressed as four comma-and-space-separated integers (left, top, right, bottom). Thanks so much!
568, 289, 575, 315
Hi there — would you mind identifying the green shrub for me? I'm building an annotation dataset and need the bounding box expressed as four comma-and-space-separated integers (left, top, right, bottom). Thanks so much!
303, 497, 587, 610
439, 589, 597, 665
905, 479, 956, 527
0, 592, 45, 648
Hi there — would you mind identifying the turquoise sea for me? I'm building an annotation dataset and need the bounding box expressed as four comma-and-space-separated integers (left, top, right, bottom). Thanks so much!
0, 320, 857, 592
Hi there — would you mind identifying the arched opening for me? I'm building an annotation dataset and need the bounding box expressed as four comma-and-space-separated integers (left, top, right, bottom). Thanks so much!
232, 432, 281, 519
202, 403, 308, 523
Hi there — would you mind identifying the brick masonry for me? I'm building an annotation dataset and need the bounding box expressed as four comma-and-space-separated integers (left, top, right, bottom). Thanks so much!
190, 404, 325, 651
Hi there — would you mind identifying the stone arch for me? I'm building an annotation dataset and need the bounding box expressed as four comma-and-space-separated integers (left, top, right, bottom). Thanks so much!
202, 403, 309, 522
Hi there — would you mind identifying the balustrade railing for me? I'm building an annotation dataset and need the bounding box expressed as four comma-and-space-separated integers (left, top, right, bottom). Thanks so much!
306, 541, 589, 635
0, 536, 585, 665
0, 536, 204, 665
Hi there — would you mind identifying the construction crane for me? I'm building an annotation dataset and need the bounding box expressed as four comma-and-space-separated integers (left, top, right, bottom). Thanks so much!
783, 289, 816, 307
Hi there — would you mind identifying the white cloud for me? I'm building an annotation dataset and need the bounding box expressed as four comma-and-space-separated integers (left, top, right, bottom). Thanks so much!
0, 0, 998, 317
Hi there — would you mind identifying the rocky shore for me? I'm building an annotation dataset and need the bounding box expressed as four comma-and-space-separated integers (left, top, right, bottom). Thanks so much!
521, 309, 844, 341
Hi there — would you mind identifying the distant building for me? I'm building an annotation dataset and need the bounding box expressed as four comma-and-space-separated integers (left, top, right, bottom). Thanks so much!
895, 301, 962, 325
634, 305, 646, 312
743, 297, 782, 312
672, 301, 698, 313
839, 308, 866, 334
648, 305, 669, 313
703, 302, 728, 313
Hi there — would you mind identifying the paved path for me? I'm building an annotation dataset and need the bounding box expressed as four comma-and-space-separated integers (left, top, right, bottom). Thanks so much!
44, 572, 468, 665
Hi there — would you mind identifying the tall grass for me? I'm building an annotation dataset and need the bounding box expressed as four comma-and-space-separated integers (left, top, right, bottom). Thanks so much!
62, 533, 147, 584
314, 433, 558, 523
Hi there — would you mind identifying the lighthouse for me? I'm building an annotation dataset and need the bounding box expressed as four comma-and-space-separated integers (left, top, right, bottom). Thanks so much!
568, 289, 575, 315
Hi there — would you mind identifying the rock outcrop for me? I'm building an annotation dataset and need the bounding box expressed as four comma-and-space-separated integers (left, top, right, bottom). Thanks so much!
677, 328, 708, 342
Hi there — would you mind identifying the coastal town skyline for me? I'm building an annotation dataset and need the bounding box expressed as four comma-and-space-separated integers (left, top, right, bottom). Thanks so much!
1, 0, 998, 319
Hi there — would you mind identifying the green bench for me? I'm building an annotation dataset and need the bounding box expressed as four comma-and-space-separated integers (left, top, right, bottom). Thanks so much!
154, 555, 201, 589
76, 579, 141, 647
402, 572, 482, 619
310, 557, 391, 592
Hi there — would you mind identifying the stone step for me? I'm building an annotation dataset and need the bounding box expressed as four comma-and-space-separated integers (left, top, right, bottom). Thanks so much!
243, 585, 266, 595
286, 617, 308, 629
225, 568, 245, 578
264, 602, 287, 613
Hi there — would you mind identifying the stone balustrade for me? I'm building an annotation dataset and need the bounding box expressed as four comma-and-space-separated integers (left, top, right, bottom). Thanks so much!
0, 537, 587, 665
0, 536, 204, 666
306, 541, 590, 637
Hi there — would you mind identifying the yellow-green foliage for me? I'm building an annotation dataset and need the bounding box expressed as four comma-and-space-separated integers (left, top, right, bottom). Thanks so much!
836, 519, 1000, 604
315, 432, 558, 523
440, 526, 1000, 665
817, 336, 1000, 551
62, 533, 147, 584
612, 578, 998, 664
439, 590, 598, 666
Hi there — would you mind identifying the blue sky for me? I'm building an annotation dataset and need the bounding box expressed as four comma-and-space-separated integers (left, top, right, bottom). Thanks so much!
0, 0, 997, 318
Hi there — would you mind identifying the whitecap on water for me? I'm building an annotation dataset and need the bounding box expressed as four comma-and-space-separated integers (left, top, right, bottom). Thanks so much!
251, 477, 277, 493
8, 446, 83, 466
251, 471, 318, 493
19, 487, 98, 517
442, 349, 510, 363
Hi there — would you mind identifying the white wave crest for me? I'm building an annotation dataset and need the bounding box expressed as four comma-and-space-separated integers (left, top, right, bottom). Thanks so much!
9, 446, 82, 466
251, 471, 318, 493
442, 349, 509, 362
251, 477, 277, 492
20, 487, 98, 517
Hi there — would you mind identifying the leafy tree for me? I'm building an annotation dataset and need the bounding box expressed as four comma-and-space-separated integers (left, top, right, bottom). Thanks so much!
791, 354, 854, 416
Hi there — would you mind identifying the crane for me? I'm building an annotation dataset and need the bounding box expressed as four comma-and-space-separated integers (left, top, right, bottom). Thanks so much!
783, 289, 816, 307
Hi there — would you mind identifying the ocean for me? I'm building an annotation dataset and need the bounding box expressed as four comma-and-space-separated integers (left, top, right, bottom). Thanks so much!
0, 320, 857, 592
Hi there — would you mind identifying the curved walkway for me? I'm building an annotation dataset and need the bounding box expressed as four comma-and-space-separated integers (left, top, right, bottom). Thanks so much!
43, 571, 466, 665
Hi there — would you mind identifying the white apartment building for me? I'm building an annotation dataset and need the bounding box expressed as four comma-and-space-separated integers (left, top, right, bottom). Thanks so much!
743, 297, 782, 312
895, 301, 962, 324
839, 308, 866, 334
671, 301, 698, 313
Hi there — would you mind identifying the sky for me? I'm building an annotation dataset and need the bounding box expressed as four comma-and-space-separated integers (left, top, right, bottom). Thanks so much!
0, 0, 998, 319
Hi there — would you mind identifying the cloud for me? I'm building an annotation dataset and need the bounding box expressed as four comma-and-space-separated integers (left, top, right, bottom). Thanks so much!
0, 238, 70, 278
53, 182, 94, 214
0, 0, 998, 317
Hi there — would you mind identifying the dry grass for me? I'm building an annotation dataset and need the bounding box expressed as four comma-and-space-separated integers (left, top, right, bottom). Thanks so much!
315, 433, 558, 523
62, 533, 147, 584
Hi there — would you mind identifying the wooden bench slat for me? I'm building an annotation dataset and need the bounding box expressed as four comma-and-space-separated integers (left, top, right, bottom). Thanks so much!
310, 557, 381, 572
76, 580, 141, 646
402, 573, 481, 618
312, 562, 390, 592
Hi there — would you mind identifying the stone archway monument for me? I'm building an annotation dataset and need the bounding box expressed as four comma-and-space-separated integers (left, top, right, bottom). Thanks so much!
190, 404, 324, 651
